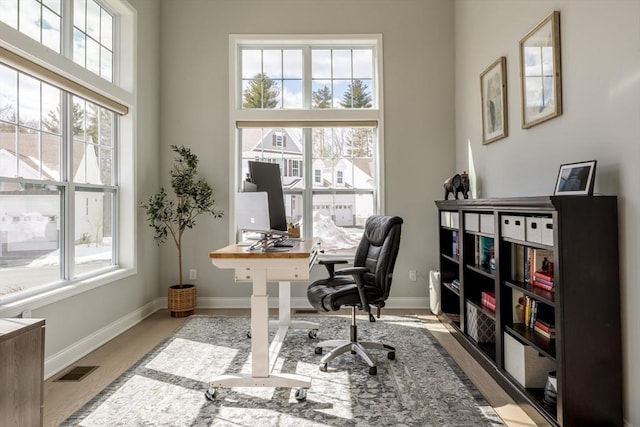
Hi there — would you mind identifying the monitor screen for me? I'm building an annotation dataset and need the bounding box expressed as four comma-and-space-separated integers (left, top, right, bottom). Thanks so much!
247, 161, 288, 232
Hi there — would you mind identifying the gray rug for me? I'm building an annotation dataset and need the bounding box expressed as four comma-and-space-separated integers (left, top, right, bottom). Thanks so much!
62, 315, 504, 426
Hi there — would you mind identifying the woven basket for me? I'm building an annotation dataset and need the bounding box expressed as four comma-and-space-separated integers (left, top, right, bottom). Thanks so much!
168, 284, 196, 317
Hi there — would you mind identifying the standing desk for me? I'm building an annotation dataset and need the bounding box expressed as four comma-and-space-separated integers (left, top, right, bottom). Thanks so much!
207, 238, 319, 400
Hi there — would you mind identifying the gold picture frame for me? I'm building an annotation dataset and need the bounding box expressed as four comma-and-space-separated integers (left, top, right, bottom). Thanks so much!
480, 56, 508, 144
519, 10, 562, 129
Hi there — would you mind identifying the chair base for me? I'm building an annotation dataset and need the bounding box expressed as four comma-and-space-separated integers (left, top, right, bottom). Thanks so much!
314, 307, 395, 374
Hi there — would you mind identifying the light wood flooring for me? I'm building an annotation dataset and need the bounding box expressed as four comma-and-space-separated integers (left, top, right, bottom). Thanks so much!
44, 309, 551, 426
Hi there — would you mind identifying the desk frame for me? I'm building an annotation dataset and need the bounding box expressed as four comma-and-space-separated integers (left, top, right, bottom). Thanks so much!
208, 240, 318, 399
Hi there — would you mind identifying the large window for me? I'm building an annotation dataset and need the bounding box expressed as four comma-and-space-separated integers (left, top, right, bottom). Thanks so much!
0, 0, 131, 304
232, 35, 383, 254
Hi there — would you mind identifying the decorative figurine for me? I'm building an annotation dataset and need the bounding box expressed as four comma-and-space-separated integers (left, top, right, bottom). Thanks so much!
444, 171, 470, 199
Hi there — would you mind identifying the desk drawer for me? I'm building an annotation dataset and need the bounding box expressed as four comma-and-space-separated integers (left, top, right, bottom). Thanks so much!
235, 267, 310, 282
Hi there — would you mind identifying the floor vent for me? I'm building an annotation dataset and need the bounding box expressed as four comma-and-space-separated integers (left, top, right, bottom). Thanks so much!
294, 309, 318, 314
54, 366, 99, 382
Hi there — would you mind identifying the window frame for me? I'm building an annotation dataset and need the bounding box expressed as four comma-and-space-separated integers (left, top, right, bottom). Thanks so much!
229, 34, 385, 250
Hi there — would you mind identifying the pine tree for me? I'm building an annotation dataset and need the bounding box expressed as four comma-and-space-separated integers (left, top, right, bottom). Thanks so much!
312, 85, 332, 108
242, 73, 280, 108
339, 79, 372, 109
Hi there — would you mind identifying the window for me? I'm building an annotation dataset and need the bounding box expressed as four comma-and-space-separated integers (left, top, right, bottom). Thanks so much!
232, 35, 383, 254
0, 0, 133, 304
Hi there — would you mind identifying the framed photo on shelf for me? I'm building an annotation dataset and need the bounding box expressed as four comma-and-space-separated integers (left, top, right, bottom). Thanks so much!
554, 160, 597, 195
519, 10, 562, 129
480, 56, 508, 144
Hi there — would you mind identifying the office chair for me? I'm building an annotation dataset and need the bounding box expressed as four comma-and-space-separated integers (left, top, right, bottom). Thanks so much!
306, 215, 403, 375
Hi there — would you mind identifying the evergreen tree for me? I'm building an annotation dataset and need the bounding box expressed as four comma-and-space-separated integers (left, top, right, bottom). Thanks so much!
339, 79, 372, 109
312, 85, 332, 108
242, 73, 280, 108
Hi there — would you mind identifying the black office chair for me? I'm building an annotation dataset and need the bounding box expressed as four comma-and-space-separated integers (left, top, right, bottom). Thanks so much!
307, 215, 403, 375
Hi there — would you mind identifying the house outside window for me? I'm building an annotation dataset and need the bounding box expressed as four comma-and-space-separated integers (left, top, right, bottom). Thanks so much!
232, 35, 383, 254
0, 0, 134, 304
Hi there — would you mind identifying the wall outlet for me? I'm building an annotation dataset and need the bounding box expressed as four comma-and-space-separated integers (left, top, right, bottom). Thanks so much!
189, 269, 197, 281
409, 270, 417, 281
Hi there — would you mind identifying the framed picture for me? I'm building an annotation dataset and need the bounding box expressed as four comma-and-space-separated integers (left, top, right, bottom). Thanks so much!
554, 160, 597, 195
480, 56, 508, 144
520, 11, 562, 129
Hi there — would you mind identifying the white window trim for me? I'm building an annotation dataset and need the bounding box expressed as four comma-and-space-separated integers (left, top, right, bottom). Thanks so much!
228, 34, 385, 244
0, 0, 137, 316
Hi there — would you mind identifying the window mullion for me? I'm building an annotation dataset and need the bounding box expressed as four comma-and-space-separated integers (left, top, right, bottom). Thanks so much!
61, 0, 74, 59
62, 93, 73, 281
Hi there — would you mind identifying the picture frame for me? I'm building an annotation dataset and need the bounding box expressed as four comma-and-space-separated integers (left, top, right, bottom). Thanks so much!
519, 10, 562, 129
554, 160, 597, 196
480, 56, 508, 144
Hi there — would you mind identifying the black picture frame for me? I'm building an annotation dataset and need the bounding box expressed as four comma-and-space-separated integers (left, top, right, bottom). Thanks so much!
554, 160, 597, 195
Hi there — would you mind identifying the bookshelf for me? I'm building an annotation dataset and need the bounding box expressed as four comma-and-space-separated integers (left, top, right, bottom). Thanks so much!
435, 196, 622, 426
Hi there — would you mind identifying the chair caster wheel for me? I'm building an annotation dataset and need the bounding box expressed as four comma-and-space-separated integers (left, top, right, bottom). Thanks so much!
369, 366, 377, 375
314, 347, 323, 355
308, 329, 318, 339
246, 331, 251, 339
204, 388, 216, 401
388, 351, 396, 360
295, 388, 307, 401
319, 363, 328, 372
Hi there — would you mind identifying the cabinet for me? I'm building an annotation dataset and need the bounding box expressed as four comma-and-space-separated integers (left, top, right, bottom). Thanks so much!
0, 318, 45, 427
435, 197, 622, 426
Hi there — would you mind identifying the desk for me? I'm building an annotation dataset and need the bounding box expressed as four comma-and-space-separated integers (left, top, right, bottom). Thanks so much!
207, 238, 319, 400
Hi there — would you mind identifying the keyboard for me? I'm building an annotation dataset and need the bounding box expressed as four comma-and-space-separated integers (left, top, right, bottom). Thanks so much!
273, 239, 297, 248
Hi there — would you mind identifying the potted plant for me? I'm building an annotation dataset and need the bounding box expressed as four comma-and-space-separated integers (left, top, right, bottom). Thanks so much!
141, 145, 223, 317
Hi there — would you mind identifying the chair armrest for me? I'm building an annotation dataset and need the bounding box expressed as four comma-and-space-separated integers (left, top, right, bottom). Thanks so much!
335, 267, 375, 321
319, 259, 349, 278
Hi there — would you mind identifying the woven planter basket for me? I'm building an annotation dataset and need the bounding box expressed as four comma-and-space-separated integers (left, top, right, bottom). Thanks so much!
168, 284, 196, 317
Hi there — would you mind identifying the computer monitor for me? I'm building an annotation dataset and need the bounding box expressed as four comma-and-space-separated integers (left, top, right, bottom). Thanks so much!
247, 161, 288, 233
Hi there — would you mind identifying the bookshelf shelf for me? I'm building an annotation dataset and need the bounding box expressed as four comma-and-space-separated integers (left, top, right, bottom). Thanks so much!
436, 196, 622, 426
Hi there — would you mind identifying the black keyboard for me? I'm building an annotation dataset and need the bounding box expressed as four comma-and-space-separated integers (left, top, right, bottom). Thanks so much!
273, 239, 296, 247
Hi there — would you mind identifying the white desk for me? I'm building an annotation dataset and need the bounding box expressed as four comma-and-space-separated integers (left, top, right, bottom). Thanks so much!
207, 239, 319, 400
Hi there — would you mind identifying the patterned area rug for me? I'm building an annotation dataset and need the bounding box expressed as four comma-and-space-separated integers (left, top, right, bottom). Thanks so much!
62, 315, 504, 426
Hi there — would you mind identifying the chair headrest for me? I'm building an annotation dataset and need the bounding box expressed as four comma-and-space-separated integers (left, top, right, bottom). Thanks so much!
364, 215, 404, 246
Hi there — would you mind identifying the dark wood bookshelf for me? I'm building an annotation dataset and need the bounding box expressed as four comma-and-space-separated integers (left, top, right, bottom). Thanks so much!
436, 196, 622, 426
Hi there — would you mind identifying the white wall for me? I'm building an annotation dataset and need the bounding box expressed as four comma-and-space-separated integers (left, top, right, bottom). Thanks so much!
158, 0, 455, 305
454, 1, 640, 425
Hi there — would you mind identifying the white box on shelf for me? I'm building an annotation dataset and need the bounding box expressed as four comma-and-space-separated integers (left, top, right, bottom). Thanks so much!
501, 215, 525, 241
466, 302, 495, 343
465, 213, 479, 232
504, 332, 556, 388
441, 211, 451, 228
526, 217, 543, 244
480, 214, 495, 235
451, 212, 460, 229
541, 218, 554, 246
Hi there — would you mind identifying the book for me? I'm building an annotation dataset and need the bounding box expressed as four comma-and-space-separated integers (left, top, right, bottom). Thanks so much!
533, 271, 554, 286
481, 291, 496, 312
534, 319, 555, 333
452, 231, 459, 258
512, 244, 526, 282
534, 325, 556, 339
480, 236, 495, 270
532, 279, 554, 292
530, 249, 554, 282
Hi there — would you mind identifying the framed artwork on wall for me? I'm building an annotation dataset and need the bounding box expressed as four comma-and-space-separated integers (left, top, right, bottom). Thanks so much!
520, 10, 562, 129
480, 56, 508, 144
554, 160, 597, 195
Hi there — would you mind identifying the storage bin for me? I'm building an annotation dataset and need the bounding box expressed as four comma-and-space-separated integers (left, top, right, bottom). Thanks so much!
526, 217, 543, 244
465, 213, 479, 232
441, 211, 451, 228
504, 332, 556, 388
541, 218, 554, 246
451, 212, 459, 229
501, 215, 525, 240
480, 214, 495, 235
466, 302, 495, 343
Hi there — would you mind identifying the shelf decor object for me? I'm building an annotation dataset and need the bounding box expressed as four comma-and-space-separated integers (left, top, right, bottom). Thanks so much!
553, 160, 597, 196
519, 11, 562, 129
480, 56, 508, 144
435, 196, 622, 426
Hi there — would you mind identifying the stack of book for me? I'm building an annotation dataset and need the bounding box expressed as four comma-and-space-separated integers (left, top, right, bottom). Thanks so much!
450, 279, 460, 291
533, 319, 556, 339
532, 270, 554, 292
452, 231, 459, 258
481, 291, 496, 312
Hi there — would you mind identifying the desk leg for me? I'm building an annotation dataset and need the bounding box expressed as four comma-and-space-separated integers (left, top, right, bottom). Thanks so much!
271, 281, 319, 334
251, 269, 269, 378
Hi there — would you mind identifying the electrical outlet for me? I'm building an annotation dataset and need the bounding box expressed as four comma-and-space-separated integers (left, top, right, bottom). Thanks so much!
409, 270, 417, 281
189, 269, 197, 281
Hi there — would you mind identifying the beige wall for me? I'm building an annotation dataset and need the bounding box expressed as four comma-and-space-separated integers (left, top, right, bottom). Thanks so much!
454, 1, 640, 425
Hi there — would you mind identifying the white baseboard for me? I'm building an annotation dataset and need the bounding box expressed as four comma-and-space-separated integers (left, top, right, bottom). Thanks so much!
44, 300, 158, 379
44, 296, 428, 380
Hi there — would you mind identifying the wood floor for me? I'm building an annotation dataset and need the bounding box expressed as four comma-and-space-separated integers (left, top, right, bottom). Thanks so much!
43, 308, 551, 426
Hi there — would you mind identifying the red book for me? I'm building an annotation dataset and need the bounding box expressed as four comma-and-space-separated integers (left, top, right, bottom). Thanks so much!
534, 271, 554, 283
534, 320, 555, 333
533, 273, 554, 287
532, 279, 554, 292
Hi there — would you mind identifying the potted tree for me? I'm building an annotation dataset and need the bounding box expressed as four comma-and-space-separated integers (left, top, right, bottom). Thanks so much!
141, 145, 223, 317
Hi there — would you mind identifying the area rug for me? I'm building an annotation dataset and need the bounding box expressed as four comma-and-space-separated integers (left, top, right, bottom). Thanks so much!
62, 315, 504, 426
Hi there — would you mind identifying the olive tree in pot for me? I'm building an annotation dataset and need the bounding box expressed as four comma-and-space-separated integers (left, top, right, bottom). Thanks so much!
141, 145, 223, 317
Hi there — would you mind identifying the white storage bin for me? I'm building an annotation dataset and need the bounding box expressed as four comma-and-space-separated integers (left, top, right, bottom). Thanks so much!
541, 218, 554, 246
501, 215, 525, 241
526, 217, 543, 244
465, 213, 479, 232
451, 212, 459, 229
440, 211, 451, 228
480, 214, 495, 235
504, 332, 556, 388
